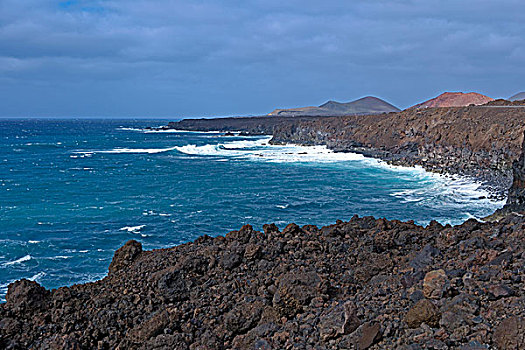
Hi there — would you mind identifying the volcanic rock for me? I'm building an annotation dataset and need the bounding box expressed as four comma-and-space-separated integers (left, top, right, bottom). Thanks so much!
2, 214, 525, 348
493, 316, 525, 349
423, 269, 450, 299
318, 301, 360, 341
108, 240, 143, 275
5, 279, 49, 310
272, 269, 323, 317
357, 322, 381, 349
405, 299, 441, 328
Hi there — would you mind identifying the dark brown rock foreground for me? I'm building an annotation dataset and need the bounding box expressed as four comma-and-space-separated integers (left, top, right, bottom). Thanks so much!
1, 215, 525, 349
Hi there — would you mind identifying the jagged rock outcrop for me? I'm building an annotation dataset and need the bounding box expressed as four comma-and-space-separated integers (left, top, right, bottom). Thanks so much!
1, 215, 525, 349
165, 115, 320, 135
505, 131, 525, 208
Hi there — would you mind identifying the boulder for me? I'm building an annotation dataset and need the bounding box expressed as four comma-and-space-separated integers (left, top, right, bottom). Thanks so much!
405, 299, 440, 328
273, 270, 322, 317
318, 301, 360, 341
224, 300, 265, 334
493, 316, 525, 349
357, 322, 381, 349
156, 268, 189, 301
423, 269, 449, 299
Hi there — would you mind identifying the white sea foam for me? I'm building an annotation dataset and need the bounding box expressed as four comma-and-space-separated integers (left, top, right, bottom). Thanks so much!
100, 147, 178, 154
28, 272, 46, 282
174, 136, 503, 219
118, 126, 226, 134
116, 127, 144, 132
175, 136, 367, 163
46, 256, 72, 260
74, 146, 178, 155
2, 255, 31, 267
28, 240, 40, 244
120, 225, 146, 233
148, 129, 224, 134
389, 172, 505, 224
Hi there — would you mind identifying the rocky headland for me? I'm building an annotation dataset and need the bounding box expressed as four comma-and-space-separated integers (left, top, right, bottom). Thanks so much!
3, 103, 525, 349
269, 105, 525, 196
168, 104, 525, 196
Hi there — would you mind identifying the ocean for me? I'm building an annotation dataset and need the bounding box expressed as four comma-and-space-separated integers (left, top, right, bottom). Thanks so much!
0, 119, 504, 301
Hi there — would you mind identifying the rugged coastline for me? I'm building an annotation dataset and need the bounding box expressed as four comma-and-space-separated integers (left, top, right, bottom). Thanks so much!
168, 105, 525, 197
3, 106, 525, 348
2, 214, 525, 349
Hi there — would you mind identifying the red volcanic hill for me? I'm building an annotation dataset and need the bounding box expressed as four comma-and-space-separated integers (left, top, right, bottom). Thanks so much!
411, 92, 494, 109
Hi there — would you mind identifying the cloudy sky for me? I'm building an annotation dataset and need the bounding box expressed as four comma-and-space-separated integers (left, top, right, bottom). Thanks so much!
0, 0, 523, 117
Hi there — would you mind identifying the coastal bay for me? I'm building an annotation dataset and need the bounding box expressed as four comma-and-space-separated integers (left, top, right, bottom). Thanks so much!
2, 106, 525, 348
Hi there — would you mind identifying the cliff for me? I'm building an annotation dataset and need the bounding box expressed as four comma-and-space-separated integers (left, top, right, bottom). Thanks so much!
2, 216, 525, 349
168, 106, 525, 196
165, 115, 330, 135
270, 106, 525, 194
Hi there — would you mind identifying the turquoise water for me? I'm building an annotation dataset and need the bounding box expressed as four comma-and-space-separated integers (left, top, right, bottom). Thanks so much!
0, 119, 504, 301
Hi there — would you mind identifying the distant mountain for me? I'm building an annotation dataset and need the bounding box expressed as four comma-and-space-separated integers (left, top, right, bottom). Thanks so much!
509, 92, 525, 101
411, 92, 493, 109
268, 96, 401, 117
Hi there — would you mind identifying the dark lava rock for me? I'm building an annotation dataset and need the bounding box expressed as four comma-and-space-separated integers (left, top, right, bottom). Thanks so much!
156, 268, 189, 301
423, 269, 450, 299
224, 299, 264, 334
108, 239, 142, 274
405, 299, 441, 328
409, 244, 442, 271
272, 269, 322, 317
357, 322, 381, 349
487, 284, 515, 300
2, 214, 525, 348
318, 301, 360, 341
493, 316, 525, 349
5, 279, 49, 310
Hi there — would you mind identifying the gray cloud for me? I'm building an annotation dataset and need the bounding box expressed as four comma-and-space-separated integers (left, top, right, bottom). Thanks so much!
0, 0, 523, 117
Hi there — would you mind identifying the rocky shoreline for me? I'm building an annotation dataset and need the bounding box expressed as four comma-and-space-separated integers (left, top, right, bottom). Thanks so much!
268, 106, 525, 200
166, 106, 525, 198
2, 214, 525, 349
3, 106, 525, 349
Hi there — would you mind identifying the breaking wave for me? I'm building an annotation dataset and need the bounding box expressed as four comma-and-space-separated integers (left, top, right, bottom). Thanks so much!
175, 136, 367, 163
2, 255, 32, 267
73, 146, 178, 155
